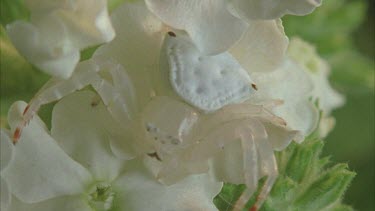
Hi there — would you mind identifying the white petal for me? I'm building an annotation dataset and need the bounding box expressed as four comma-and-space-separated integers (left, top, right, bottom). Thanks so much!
230, 19, 288, 73
1, 178, 11, 211
51, 91, 130, 181
318, 116, 336, 138
113, 160, 222, 211
145, 0, 247, 54
9, 195, 91, 211
209, 140, 247, 185
1, 130, 13, 171
95, 1, 165, 108
250, 60, 319, 136
2, 101, 92, 203
161, 34, 256, 112
288, 38, 345, 115
6, 20, 79, 79
25, 0, 115, 48
7, 0, 114, 78
263, 122, 301, 151
233, 0, 321, 20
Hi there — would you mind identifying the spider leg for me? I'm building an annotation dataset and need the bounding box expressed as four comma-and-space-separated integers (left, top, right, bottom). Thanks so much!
232, 119, 274, 211
198, 104, 286, 139
12, 63, 101, 143
250, 133, 278, 211
232, 125, 259, 211
90, 61, 137, 126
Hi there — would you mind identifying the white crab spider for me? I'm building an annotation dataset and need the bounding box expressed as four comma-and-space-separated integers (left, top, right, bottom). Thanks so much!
139, 96, 299, 211
12, 36, 299, 211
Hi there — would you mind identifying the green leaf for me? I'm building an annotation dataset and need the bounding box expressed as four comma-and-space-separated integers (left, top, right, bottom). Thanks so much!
295, 164, 355, 210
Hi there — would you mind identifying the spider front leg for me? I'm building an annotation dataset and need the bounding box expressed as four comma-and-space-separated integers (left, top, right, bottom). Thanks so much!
12, 61, 102, 143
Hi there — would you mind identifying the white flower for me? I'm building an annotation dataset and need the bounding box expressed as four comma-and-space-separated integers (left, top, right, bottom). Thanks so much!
144, 0, 289, 73
250, 59, 320, 138
1, 94, 222, 211
6, 0, 115, 79
287, 37, 345, 137
1, 130, 14, 211
4, 2, 332, 210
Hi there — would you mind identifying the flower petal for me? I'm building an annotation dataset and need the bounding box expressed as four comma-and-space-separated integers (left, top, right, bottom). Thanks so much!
233, 0, 321, 20
7, 0, 114, 78
25, 0, 115, 48
288, 38, 345, 114
113, 160, 222, 211
250, 60, 319, 136
1, 129, 14, 171
2, 101, 92, 203
230, 19, 288, 73
145, 0, 247, 54
263, 122, 301, 151
160, 33, 255, 112
9, 195, 91, 211
95, 1, 165, 108
6, 20, 79, 79
51, 91, 130, 181
1, 178, 11, 211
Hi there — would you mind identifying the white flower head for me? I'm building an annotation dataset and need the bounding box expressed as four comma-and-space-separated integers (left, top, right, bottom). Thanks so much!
1, 93, 222, 211
288, 37, 345, 114
6, 0, 115, 79
1, 130, 14, 211
287, 37, 345, 137
250, 59, 320, 138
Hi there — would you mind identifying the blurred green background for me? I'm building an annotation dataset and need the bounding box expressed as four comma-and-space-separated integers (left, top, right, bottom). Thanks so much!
0, 0, 374, 210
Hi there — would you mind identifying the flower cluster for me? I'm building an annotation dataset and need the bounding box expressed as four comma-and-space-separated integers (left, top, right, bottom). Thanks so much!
1, 0, 344, 211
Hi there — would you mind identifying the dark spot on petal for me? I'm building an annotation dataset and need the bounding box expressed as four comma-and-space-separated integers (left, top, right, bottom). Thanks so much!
91, 98, 101, 107
147, 152, 162, 161
168, 31, 176, 37
251, 84, 258, 90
